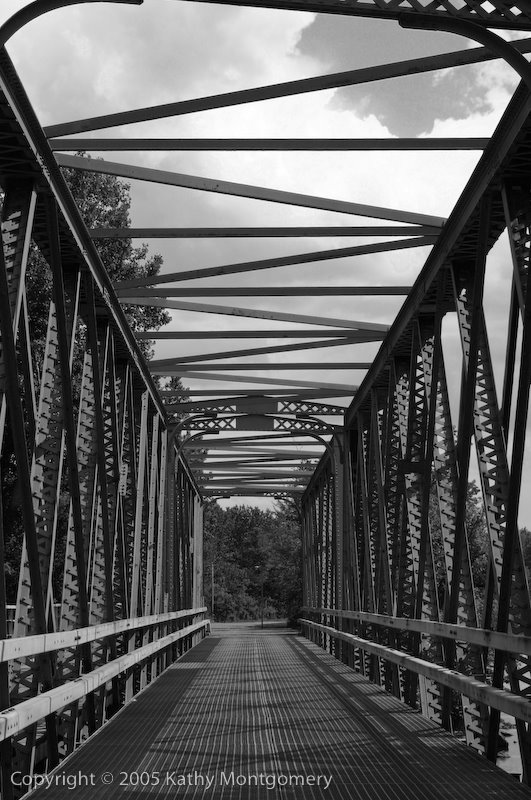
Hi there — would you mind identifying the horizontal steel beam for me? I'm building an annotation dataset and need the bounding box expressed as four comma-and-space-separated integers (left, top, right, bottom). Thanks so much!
201, 468, 313, 476
118, 286, 410, 297
91, 225, 438, 238
202, 488, 304, 495
51, 138, 489, 152
168, 398, 345, 413
202, 478, 305, 486
165, 390, 354, 398
92, 225, 437, 238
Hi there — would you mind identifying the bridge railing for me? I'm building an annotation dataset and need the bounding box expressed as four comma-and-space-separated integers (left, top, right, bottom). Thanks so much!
0, 608, 209, 744
300, 611, 531, 724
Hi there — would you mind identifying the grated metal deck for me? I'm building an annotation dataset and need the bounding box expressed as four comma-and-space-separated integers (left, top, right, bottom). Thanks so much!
25, 625, 531, 799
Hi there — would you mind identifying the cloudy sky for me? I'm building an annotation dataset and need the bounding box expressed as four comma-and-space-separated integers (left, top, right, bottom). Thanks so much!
0, 1, 529, 517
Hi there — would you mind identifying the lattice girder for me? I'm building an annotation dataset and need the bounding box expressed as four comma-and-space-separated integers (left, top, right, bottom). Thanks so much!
184, 0, 531, 30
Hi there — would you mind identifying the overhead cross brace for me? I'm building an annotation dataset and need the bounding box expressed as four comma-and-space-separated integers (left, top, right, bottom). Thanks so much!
45, 38, 531, 138
56, 154, 445, 228
117, 285, 411, 297
52, 138, 490, 153
120, 297, 390, 330
117, 238, 433, 289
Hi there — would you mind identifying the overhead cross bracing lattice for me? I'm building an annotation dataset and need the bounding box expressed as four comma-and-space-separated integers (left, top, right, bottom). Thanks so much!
4, 0, 531, 793
179, 0, 531, 29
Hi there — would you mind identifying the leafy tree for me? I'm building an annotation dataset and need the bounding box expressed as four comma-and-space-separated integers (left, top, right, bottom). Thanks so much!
203, 500, 302, 624
24, 158, 170, 363
270, 496, 303, 624
201, 479, 495, 631
63, 161, 170, 358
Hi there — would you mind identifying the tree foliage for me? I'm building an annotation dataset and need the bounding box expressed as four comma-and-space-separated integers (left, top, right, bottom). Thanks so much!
24, 159, 170, 362
63, 162, 170, 358
201, 481, 498, 631
203, 500, 302, 625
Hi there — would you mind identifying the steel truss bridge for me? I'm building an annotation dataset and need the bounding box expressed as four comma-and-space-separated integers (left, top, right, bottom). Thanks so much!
2, 0, 531, 797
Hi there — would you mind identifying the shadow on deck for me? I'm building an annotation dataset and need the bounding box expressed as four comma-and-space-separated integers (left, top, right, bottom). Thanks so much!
24, 624, 531, 799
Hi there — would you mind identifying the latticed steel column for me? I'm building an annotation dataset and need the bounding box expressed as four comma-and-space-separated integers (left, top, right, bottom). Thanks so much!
0, 183, 36, 450
419, 303, 488, 751
452, 243, 531, 772
192, 496, 204, 611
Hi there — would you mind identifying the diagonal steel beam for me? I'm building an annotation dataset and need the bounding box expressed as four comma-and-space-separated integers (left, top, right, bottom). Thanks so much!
56, 154, 445, 228
138, 329, 374, 340
153, 361, 370, 371
117, 238, 431, 289
154, 370, 358, 391
120, 297, 389, 330
44, 38, 531, 138
184, 436, 323, 447
152, 338, 375, 367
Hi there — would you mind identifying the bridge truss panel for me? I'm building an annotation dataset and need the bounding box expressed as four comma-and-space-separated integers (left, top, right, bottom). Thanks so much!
0, 50, 205, 788
302, 78, 531, 781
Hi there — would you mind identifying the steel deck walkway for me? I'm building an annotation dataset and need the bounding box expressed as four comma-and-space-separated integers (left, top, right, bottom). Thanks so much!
26, 625, 531, 799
